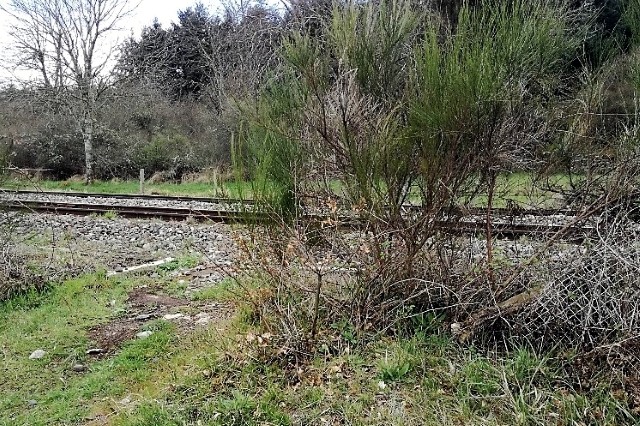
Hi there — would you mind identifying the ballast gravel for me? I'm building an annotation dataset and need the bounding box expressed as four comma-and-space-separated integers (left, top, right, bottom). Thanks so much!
0, 192, 245, 212
1, 210, 239, 292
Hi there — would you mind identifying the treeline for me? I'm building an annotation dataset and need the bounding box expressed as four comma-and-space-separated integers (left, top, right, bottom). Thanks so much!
0, 0, 638, 180
0, 0, 288, 179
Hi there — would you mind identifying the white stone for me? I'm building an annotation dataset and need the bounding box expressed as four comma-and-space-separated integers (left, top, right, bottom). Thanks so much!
163, 313, 184, 320
136, 331, 154, 339
29, 349, 46, 360
195, 314, 211, 326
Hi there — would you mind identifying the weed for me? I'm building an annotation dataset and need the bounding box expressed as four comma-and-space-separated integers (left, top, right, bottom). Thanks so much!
119, 402, 181, 426
377, 342, 416, 384
1, 272, 638, 425
156, 254, 199, 275
102, 210, 118, 220
0, 285, 51, 312
208, 390, 291, 426
190, 277, 238, 302
506, 348, 554, 386
378, 356, 412, 383
331, 319, 358, 345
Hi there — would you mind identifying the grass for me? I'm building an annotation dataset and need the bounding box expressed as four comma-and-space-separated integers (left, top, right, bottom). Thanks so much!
155, 254, 200, 275
462, 172, 579, 209
1, 178, 253, 198
1, 271, 637, 425
189, 277, 258, 303
3, 172, 577, 209
0, 273, 153, 424
110, 331, 636, 425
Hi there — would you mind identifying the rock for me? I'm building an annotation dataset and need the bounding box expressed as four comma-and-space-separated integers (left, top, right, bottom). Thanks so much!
136, 331, 154, 339
72, 364, 86, 372
163, 313, 184, 320
3, 201, 238, 287
135, 313, 155, 321
29, 349, 46, 360
27, 400, 37, 407
195, 313, 211, 326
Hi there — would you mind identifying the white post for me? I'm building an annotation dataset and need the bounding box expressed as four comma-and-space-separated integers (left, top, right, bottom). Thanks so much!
139, 169, 145, 194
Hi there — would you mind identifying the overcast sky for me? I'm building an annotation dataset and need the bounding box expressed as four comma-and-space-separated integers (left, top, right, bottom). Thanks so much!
0, 0, 225, 84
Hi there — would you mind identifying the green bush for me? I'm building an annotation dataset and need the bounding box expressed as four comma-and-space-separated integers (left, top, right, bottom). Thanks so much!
235, 0, 588, 344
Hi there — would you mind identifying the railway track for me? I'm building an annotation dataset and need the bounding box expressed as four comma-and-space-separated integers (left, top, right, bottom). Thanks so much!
1, 188, 578, 216
0, 200, 256, 223
1, 188, 251, 205
0, 191, 591, 241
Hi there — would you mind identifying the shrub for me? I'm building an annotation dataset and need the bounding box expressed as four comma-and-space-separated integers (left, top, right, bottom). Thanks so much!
235, 0, 588, 355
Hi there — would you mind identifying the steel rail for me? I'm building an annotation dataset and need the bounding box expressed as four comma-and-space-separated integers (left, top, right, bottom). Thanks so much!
0, 199, 590, 241
0, 200, 259, 223
1, 189, 581, 218
0, 188, 251, 205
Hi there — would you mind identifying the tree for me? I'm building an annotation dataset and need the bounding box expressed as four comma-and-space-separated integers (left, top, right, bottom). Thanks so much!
118, 4, 215, 102
1, 0, 138, 182
118, 1, 282, 108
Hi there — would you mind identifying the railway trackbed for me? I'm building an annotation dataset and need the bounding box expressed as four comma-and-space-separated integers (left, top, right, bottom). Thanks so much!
0, 189, 594, 241
1, 188, 253, 205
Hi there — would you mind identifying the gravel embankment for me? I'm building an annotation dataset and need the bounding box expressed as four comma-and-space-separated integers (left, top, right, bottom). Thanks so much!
0, 192, 244, 211
2, 210, 239, 294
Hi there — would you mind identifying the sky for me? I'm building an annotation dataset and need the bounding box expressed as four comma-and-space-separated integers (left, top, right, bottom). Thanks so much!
124, 0, 224, 32
0, 0, 225, 84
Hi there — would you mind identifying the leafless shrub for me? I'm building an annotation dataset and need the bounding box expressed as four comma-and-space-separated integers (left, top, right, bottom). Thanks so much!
0, 212, 46, 301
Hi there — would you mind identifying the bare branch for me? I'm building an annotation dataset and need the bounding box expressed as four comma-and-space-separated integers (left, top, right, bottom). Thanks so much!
1, 0, 139, 181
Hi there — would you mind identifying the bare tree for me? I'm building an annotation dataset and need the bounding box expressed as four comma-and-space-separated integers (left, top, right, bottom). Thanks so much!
1, 0, 138, 182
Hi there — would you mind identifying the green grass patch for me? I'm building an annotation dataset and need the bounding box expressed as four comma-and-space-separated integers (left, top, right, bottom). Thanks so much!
1, 178, 254, 198
156, 254, 200, 276
189, 277, 247, 303
108, 320, 637, 425
0, 273, 175, 425
1, 273, 636, 425
2, 172, 580, 209
464, 172, 579, 208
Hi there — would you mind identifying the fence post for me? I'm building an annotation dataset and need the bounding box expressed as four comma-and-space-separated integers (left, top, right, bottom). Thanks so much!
139, 169, 145, 195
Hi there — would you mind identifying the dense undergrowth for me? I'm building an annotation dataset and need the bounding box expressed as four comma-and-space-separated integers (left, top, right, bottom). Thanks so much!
229, 1, 640, 417
0, 271, 638, 425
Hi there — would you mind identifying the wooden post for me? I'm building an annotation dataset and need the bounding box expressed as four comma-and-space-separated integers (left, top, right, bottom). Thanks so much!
139, 169, 145, 194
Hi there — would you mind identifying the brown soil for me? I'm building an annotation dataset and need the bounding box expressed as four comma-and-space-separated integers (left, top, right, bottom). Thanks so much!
126, 287, 189, 308
87, 319, 140, 356
87, 286, 234, 356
